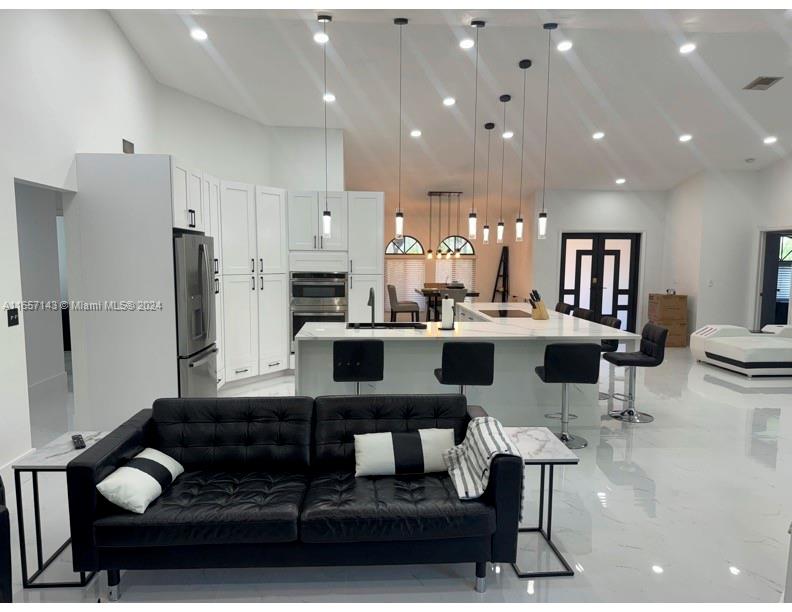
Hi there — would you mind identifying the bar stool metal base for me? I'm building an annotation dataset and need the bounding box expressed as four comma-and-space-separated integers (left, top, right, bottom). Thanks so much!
556, 432, 587, 449
544, 411, 577, 420
611, 409, 654, 424
608, 365, 654, 424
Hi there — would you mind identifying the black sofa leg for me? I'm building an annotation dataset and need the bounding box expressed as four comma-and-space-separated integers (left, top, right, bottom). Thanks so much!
107, 569, 121, 602
474, 562, 486, 593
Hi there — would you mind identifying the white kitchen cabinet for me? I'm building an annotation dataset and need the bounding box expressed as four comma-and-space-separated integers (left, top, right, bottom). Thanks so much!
220, 181, 256, 276
348, 191, 384, 274
287, 191, 348, 251
348, 274, 384, 323
214, 275, 225, 387
256, 186, 288, 274
258, 274, 288, 375
287, 191, 319, 250
223, 274, 259, 382
171, 159, 205, 232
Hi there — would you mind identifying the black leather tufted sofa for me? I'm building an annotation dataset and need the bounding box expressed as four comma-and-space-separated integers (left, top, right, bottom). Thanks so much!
1, 477, 11, 603
67, 395, 522, 599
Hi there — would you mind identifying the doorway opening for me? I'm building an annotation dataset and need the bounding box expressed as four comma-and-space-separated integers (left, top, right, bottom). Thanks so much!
15, 181, 73, 447
559, 233, 641, 332
758, 231, 792, 328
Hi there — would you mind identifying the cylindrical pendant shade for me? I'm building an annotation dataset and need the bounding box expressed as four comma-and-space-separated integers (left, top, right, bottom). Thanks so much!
468, 212, 477, 240
515, 217, 524, 242
482, 224, 490, 245
537, 211, 547, 240
322, 210, 332, 238
395, 211, 404, 239
496, 221, 505, 244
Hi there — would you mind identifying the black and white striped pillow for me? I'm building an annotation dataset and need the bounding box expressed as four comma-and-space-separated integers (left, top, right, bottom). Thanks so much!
96, 448, 184, 514
354, 429, 455, 477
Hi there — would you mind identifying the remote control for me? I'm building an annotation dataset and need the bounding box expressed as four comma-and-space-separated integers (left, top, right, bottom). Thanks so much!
72, 434, 86, 450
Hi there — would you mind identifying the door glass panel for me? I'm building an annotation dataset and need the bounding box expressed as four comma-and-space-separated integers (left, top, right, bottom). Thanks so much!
602, 254, 615, 315
617, 310, 628, 330
605, 239, 632, 290
564, 239, 593, 290
579, 254, 592, 309
618, 294, 629, 305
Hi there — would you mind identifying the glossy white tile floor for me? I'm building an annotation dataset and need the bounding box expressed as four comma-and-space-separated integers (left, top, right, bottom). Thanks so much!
5, 348, 790, 602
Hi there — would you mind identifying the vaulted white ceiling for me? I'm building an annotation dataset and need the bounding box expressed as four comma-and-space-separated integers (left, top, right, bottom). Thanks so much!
112, 9, 792, 203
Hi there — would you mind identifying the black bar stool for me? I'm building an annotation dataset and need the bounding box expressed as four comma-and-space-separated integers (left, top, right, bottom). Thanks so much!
572, 307, 594, 321
555, 302, 573, 315
333, 340, 384, 395
536, 343, 601, 449
434, 342, 494, 395
603, 323, 668, 423
598, 315, 622, 400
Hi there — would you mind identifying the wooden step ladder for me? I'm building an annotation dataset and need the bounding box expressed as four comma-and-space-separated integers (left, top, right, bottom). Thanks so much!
491, 246, 509, 303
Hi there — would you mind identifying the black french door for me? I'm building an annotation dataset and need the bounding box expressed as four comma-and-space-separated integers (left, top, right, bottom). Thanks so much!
559, 233, 641, 332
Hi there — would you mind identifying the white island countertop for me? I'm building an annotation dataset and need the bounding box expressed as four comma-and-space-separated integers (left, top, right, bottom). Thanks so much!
296, 301, 639, 343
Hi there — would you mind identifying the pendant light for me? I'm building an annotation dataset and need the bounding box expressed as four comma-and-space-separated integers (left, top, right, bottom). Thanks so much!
319, 15, 333, 238
426, 193, 434, 259
394, 18, 408, 240
482, 122, 495, 245
455, 193, 462, 258
538, 23, 556, 241
467, 19, 485, 241
496, 94, 511, 244
516, 59, 531, 242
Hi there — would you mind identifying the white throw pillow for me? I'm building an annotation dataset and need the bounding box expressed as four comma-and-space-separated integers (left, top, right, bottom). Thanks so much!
354, 429, 455, 477
96, 448, 184, 514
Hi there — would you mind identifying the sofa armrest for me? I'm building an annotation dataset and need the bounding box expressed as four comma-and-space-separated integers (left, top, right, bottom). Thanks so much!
0, 478, 11, 603
483, 454, 523, 563
67, 410, 152, 571
467, 405, 489, 419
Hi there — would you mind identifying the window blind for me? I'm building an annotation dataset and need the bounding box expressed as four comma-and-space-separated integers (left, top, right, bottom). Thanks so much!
435, 258, 477, 293
385, 256, 427, 312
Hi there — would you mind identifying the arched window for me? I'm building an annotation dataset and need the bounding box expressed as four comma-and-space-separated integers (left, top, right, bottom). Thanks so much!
437, 235, 475, 255
385, 235, 425, 255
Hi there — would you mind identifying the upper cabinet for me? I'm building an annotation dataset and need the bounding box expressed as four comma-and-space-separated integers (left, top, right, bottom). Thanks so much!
256, 186, 288, 274
287, 191, 348, 251
204, 174, 222, 273
171, 158, 205, 232
348, 191, 384, 275
219, 181, 256, 275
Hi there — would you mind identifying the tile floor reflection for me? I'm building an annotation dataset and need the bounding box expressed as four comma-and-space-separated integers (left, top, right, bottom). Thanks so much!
4, 348, 790, 602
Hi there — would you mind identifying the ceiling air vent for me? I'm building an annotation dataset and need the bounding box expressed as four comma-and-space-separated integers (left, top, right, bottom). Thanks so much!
743, 76, 783, 91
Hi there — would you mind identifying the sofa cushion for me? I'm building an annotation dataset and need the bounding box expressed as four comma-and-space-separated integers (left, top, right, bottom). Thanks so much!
149, 397, 313, 471
300, 471, 495, 543
314, 395, 469, 472
94, 471, 307, 547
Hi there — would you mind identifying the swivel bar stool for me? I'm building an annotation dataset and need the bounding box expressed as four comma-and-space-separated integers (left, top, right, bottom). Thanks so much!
434, 342, 495, 395
555, 302, 573, 315
572, 307, 595, 321
536, 343, 601, 449
333, 340, 384, 394
603, 323, 668, 423
598, 315, 622, 400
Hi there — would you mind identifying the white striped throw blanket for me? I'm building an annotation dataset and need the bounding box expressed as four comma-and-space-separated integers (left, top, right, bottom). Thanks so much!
443, 416, 522, 499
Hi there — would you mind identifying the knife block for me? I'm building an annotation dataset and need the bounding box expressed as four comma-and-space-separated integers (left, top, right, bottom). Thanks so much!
532, 300, 550, 320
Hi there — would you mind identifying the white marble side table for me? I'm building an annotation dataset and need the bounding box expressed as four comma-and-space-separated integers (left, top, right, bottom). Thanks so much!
13, 431, 105, 589
503, 426, 580, 579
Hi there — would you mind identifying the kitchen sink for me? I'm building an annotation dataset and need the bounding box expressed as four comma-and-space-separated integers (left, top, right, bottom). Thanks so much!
346, 322, 427, 330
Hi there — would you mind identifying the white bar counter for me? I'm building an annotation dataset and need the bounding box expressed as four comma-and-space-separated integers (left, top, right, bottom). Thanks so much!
295, 302, 639, 426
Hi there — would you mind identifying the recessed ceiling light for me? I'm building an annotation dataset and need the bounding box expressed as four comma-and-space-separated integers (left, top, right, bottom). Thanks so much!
592, 131, 605, 140
764, 135, 778, 145
679, 134, 693, 142
410, 129, 422, 138
615, 178, 626, 185
502, 131, 514, 139
729, 566, 741, 576
557, 40, 573, 52
459, 38, 475, 49
313, 32, 329, 45
652, 565, 664, 574
323, 92, 336, 103
679, 42, 696, 54
190, 28, 208, 42
443, 97, 456, 107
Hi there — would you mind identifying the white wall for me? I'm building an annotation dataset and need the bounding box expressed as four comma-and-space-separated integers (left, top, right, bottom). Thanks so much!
532, 189, 668, 329
15, 183, 69, 445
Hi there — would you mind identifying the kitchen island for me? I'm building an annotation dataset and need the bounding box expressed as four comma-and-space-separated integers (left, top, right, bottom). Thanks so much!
295, 302, 639, 426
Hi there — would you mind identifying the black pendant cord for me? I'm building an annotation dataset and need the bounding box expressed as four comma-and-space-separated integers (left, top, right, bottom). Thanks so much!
499, 99, 507, 222
470, 25, 481, 215
456, 192, 460, 236
397, 20, 404, 216
484, 127, 492, 225
323, 20, 329, 212
541, 27, 552, 215
428, 193, 433, 253
518, 65, 528, 220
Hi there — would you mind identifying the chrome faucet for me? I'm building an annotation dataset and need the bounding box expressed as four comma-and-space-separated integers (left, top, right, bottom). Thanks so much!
367, 287, 375, 326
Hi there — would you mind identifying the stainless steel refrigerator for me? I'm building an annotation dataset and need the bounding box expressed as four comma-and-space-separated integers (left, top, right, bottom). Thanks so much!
174, 232, 217, 397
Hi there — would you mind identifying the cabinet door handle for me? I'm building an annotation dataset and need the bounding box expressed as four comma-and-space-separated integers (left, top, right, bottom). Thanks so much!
349, 259, 352, 273
235, 368, 249, 374
251, 258, 255, 273
251, 276, 255, 291
268, 361, 280, 367
259, 258, 263, 273
350, 276, 353, 289
259, 276, 263, 290
188, 209, 196, 228
213, 258, 219, 274
313, 235, 317, 249
320, 235, 323, 249
214, 278, 220, 295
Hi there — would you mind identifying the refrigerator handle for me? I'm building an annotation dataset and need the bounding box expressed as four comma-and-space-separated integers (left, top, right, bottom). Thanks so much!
200, 243, 211, 340
189, 347, 218, 368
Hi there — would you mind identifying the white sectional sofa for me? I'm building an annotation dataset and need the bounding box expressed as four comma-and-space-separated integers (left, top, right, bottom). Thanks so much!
690, 325, 792, 377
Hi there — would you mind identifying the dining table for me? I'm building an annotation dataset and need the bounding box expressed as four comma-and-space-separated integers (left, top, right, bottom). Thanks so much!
414, 287, 481, 321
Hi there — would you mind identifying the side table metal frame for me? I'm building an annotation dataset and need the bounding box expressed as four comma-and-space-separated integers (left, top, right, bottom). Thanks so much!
512, 462, 577, 579
14, 467, 96, 588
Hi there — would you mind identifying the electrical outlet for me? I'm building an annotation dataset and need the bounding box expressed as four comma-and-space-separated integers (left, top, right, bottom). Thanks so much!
7, 307, 19, 327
